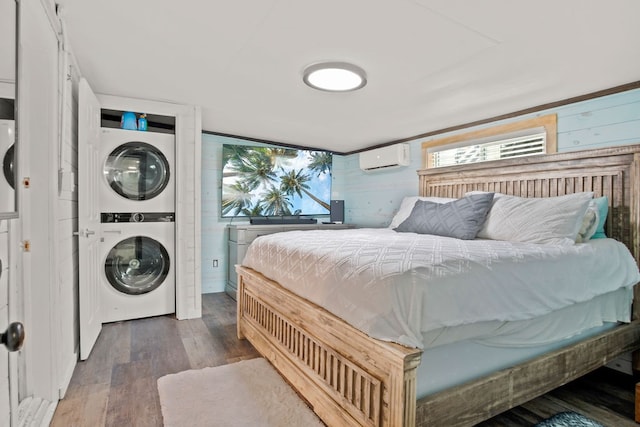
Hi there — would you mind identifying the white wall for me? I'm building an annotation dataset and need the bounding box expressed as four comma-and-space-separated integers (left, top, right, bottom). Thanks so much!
174, 105, 202, 319
0, 220, 10, 425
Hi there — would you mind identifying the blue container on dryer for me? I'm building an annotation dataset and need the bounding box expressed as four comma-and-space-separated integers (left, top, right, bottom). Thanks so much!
120, 111, 138, 130
138, 114, 148, 131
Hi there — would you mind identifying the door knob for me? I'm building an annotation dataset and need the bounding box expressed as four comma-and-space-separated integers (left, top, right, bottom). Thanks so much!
1, 322, 24, 352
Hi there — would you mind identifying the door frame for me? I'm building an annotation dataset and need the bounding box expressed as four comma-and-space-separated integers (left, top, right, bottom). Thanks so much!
96, 95, 202, 321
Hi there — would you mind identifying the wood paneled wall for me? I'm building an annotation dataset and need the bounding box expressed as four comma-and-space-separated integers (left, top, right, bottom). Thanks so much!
335, 88, 640, 228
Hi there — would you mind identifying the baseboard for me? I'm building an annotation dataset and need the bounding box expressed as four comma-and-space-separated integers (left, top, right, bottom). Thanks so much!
58, 355, 76, 398
16, 396, 56, 427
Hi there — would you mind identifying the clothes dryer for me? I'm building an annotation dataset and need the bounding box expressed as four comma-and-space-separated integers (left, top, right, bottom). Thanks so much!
0, 120, 14, 213
100, 212, 175, 322
100, 128, 175, 213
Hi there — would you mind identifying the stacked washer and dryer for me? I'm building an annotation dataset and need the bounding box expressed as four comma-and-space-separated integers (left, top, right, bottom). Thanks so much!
99, 128, 176, 323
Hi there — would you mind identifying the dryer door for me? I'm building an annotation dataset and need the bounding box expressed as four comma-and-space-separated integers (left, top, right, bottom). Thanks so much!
3, 144, 14, 189
104, 142, 170, 201
0, 121, 15, 216
105, 236, 170, 295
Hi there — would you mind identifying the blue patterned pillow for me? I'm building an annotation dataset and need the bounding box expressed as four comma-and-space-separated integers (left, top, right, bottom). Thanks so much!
394, 193, 494, 239
534, 411, 604, 427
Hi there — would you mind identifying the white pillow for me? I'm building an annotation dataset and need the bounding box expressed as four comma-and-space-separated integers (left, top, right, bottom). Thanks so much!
477, 192, 593, 245
467, 190, 600, 243
388, 196, 456, 229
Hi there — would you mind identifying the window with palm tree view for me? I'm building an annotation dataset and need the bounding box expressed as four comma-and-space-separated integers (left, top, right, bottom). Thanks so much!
221, 144, 332, 218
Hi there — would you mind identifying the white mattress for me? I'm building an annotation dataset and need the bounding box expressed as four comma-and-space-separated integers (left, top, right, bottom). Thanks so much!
416, 287, 632, 397
242, 228, 640, 349
422, 287, 632, 348
416, 320, 620, 398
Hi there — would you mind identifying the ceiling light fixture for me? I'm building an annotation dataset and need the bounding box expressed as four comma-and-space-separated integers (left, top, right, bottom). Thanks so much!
303, 62, 367, 92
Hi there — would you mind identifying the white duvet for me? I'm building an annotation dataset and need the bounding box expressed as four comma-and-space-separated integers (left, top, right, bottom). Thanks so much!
242, 228, 640, 349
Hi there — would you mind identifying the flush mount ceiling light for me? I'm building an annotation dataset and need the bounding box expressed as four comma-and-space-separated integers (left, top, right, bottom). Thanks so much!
303, 62, 367, 92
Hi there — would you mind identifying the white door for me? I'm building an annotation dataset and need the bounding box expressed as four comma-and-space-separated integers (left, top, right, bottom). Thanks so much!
0, 226, 10, 427
0, 0, 16, 421
78, 78, 102, 360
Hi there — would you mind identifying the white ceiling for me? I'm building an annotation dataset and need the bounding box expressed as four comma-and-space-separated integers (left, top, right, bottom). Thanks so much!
57, 0, 640, 153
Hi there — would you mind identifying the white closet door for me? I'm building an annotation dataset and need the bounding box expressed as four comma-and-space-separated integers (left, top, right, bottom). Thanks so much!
0, 227, 9, 427
78, 78, 102, 360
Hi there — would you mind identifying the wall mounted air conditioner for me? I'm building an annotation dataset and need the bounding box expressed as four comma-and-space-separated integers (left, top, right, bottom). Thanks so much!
359, 143, 411, 171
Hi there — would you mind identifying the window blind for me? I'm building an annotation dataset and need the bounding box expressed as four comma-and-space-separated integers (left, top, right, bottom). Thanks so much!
431, 132, 546, 168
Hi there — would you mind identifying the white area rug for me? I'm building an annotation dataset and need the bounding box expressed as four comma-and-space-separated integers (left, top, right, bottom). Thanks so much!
157, 358, 325, 427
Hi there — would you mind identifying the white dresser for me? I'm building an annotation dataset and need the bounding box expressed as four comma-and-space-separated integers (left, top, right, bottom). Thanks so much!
226, 223, 355, 299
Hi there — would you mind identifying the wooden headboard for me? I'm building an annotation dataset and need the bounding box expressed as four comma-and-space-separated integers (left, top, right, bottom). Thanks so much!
418, 144, 640, 262
418, 144, 640, 317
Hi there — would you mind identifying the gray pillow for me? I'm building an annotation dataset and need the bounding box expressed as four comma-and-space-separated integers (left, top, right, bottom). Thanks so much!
394, 193, 495, 239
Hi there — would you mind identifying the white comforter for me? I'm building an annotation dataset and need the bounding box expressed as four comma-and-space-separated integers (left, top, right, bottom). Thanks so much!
242, 228, 640, 349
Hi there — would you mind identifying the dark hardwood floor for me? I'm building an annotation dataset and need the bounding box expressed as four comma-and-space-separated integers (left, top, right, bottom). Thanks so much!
51, 293, 637, 426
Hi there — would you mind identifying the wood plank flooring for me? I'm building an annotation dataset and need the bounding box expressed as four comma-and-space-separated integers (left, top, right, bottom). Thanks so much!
51, 293, 637, 426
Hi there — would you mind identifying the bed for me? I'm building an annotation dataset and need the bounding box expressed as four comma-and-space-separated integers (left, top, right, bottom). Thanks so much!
236, 144, 640, 427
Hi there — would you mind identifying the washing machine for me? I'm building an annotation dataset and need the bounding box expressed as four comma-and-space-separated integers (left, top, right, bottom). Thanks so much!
100, 128, 175, 213
0, 120, 14, 213
100, 212, 175, 323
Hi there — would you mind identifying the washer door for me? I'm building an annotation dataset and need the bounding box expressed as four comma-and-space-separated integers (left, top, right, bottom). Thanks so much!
104, 142, 170, 200
3, 144, 14, 189
105, 236, 170, 295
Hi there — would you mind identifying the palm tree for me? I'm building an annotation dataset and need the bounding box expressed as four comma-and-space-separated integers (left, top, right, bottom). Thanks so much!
237, 153, 278, 190
221, 182, 253, 216
222, 146, 297, 182
280, 169, 330, 211
221, 144, 332, 217
223, 147, 270, 184
221, 145, 250, 174
241, 204, 265, 217
307, 151, 333, 177
261, 147, 298, 170
260, 185, 293, 216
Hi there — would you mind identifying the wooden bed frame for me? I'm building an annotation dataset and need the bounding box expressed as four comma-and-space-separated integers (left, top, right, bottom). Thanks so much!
236, 144, 640, 427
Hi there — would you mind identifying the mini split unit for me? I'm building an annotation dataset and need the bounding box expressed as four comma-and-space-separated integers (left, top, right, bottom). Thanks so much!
359, 143, 411, 171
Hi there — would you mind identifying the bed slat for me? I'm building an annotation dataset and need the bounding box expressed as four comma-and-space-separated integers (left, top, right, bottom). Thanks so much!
239, 284, 414, 426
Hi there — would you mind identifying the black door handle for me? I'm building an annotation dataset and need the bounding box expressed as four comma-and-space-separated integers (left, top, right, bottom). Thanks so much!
1, 322, 24, 352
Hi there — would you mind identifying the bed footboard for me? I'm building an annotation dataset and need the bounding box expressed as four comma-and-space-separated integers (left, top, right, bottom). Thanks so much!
236, 265, 422, 427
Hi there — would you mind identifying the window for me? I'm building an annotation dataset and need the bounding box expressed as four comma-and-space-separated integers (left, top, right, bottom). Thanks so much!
423, 114, 557, 168
431, 132, 546, 167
